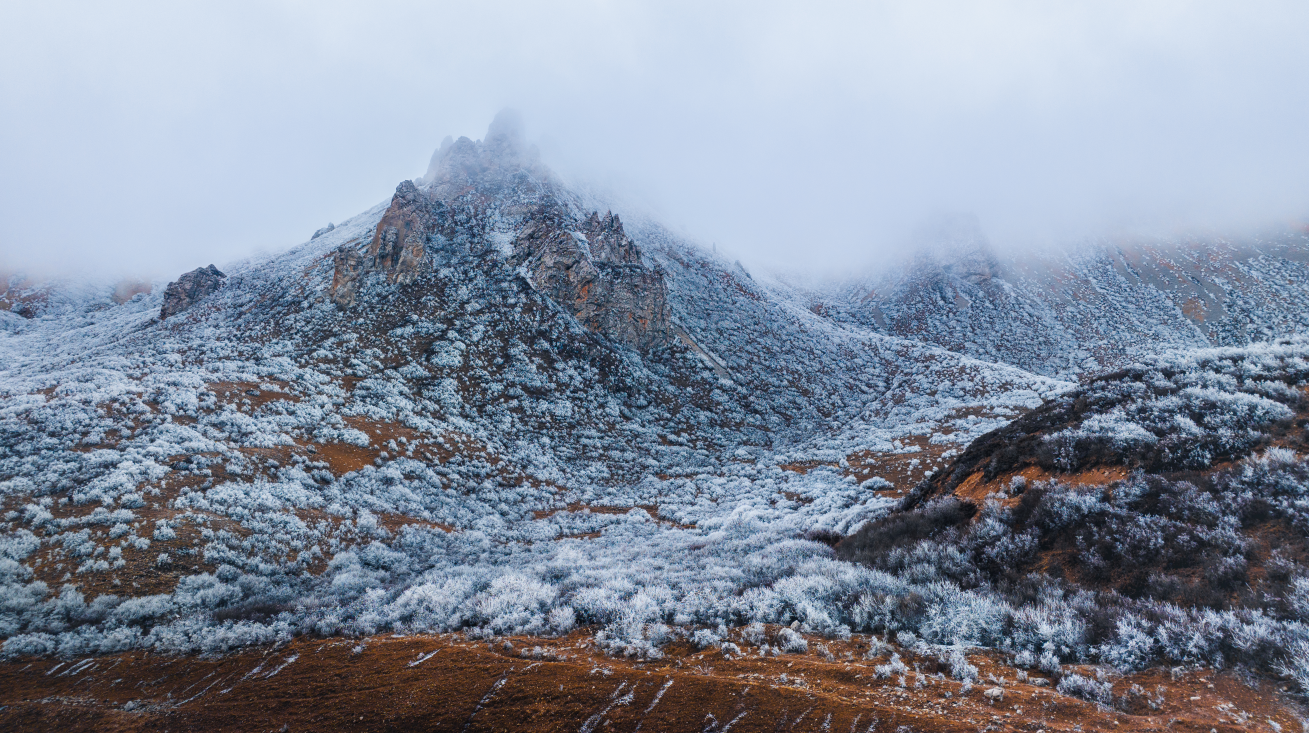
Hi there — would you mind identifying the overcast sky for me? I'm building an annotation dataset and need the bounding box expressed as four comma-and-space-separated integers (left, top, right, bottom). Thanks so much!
2, 1, 1308, 280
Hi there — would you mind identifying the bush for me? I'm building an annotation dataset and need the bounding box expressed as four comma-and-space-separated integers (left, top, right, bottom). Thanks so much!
836, 498, 975, 567
1057, 672, 1114, 706
776, 627, 808, 653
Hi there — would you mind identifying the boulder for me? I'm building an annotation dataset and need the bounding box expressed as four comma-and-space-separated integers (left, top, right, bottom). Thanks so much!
160, 265, 225, 320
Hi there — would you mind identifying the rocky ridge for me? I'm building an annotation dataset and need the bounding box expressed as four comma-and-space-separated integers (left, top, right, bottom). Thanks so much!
329, 113, 673, 352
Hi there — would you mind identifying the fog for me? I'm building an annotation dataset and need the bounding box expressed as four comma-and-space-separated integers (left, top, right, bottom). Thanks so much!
2, 1, 1308, 281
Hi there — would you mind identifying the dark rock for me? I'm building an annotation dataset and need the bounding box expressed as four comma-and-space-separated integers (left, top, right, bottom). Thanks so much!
511, 208, 673, 351
160, 265, 226, 320
312, 223, 335, 239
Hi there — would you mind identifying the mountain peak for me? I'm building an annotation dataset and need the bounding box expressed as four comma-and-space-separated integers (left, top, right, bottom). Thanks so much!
331, 115, 673, 351
485, 108, 525, 148
420, 109, 544, 196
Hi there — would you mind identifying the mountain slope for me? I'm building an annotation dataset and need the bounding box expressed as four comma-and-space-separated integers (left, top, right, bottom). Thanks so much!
839, 338, 1309, 688
0, 119, 1065, 661
821, 215, 1309, 378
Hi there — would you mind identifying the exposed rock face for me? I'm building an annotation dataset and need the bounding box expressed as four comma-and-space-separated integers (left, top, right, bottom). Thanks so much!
328, 179, 446, 309
510, 209, 672, 351
160, 265, 225, 320
328, 114, 674, 351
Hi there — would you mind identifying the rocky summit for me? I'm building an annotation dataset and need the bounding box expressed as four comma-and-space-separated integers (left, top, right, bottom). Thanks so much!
330, 113, 673, 351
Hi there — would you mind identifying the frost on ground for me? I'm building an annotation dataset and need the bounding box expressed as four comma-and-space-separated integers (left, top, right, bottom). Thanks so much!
2, 121, 1309, 697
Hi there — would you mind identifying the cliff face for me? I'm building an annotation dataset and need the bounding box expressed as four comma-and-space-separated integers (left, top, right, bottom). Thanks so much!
328, 180, 440, 308
509, 209, 672, 352
328, 115, 674, 352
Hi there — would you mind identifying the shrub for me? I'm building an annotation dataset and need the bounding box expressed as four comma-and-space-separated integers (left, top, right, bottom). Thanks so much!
1056, 672, 1114, 706
776, 627, 808, 653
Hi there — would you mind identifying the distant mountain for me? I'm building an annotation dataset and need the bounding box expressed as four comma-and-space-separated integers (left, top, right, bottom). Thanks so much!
820, 214, 1309, 378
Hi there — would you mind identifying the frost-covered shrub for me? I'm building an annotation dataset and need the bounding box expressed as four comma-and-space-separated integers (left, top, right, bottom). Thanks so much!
874, 652, 908, 678
2, 632, 57, 657
1008, 603, 1086, 661
776, 626, 808, 653
547, 606, 576, 636
389, 577, 476, 632
837, 498, 974, 569
943, 648, 978, 683
1038, 649, 1063, 675
1277, 639, 1309, 695
691, 628, 721, 649
1057, 672, 1114, 706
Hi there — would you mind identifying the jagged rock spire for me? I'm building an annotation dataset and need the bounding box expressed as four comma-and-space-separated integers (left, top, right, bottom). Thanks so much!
328, 115, 674, 351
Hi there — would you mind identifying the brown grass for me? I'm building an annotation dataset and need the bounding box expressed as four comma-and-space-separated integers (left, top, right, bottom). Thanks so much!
0, 630, 1300, 732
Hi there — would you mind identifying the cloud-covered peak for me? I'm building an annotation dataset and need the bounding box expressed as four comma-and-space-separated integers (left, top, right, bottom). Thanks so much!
902, 213, 998, 283
420, 109, 545, 197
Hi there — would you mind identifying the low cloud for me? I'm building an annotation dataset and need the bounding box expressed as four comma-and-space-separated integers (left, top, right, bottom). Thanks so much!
1, 1, 1307, 280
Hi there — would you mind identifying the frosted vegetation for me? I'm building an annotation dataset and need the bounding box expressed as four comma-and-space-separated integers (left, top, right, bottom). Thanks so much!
2, 134, 1309, 697
0, 187, 1067, 663
841, 341, 1309, 689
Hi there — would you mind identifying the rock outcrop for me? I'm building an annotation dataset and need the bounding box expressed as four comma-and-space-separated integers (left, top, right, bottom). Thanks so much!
328, 180, 440, 309
510, 209, 672, 351
328, 114, 674, 351
160, 265, 225, 320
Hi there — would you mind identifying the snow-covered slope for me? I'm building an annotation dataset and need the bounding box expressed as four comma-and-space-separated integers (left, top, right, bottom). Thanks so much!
821, 215, 1309, 379
0, 121, 1068, 657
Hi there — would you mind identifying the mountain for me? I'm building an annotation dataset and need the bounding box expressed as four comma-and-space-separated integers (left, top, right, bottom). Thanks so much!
2, 115, 1309, 729
0, 114, 1063, 658
840, 339, 1309, 687
817, 214, 1309, 378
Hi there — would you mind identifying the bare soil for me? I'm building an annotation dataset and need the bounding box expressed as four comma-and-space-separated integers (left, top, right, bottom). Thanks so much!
0, 630, 1300, 732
